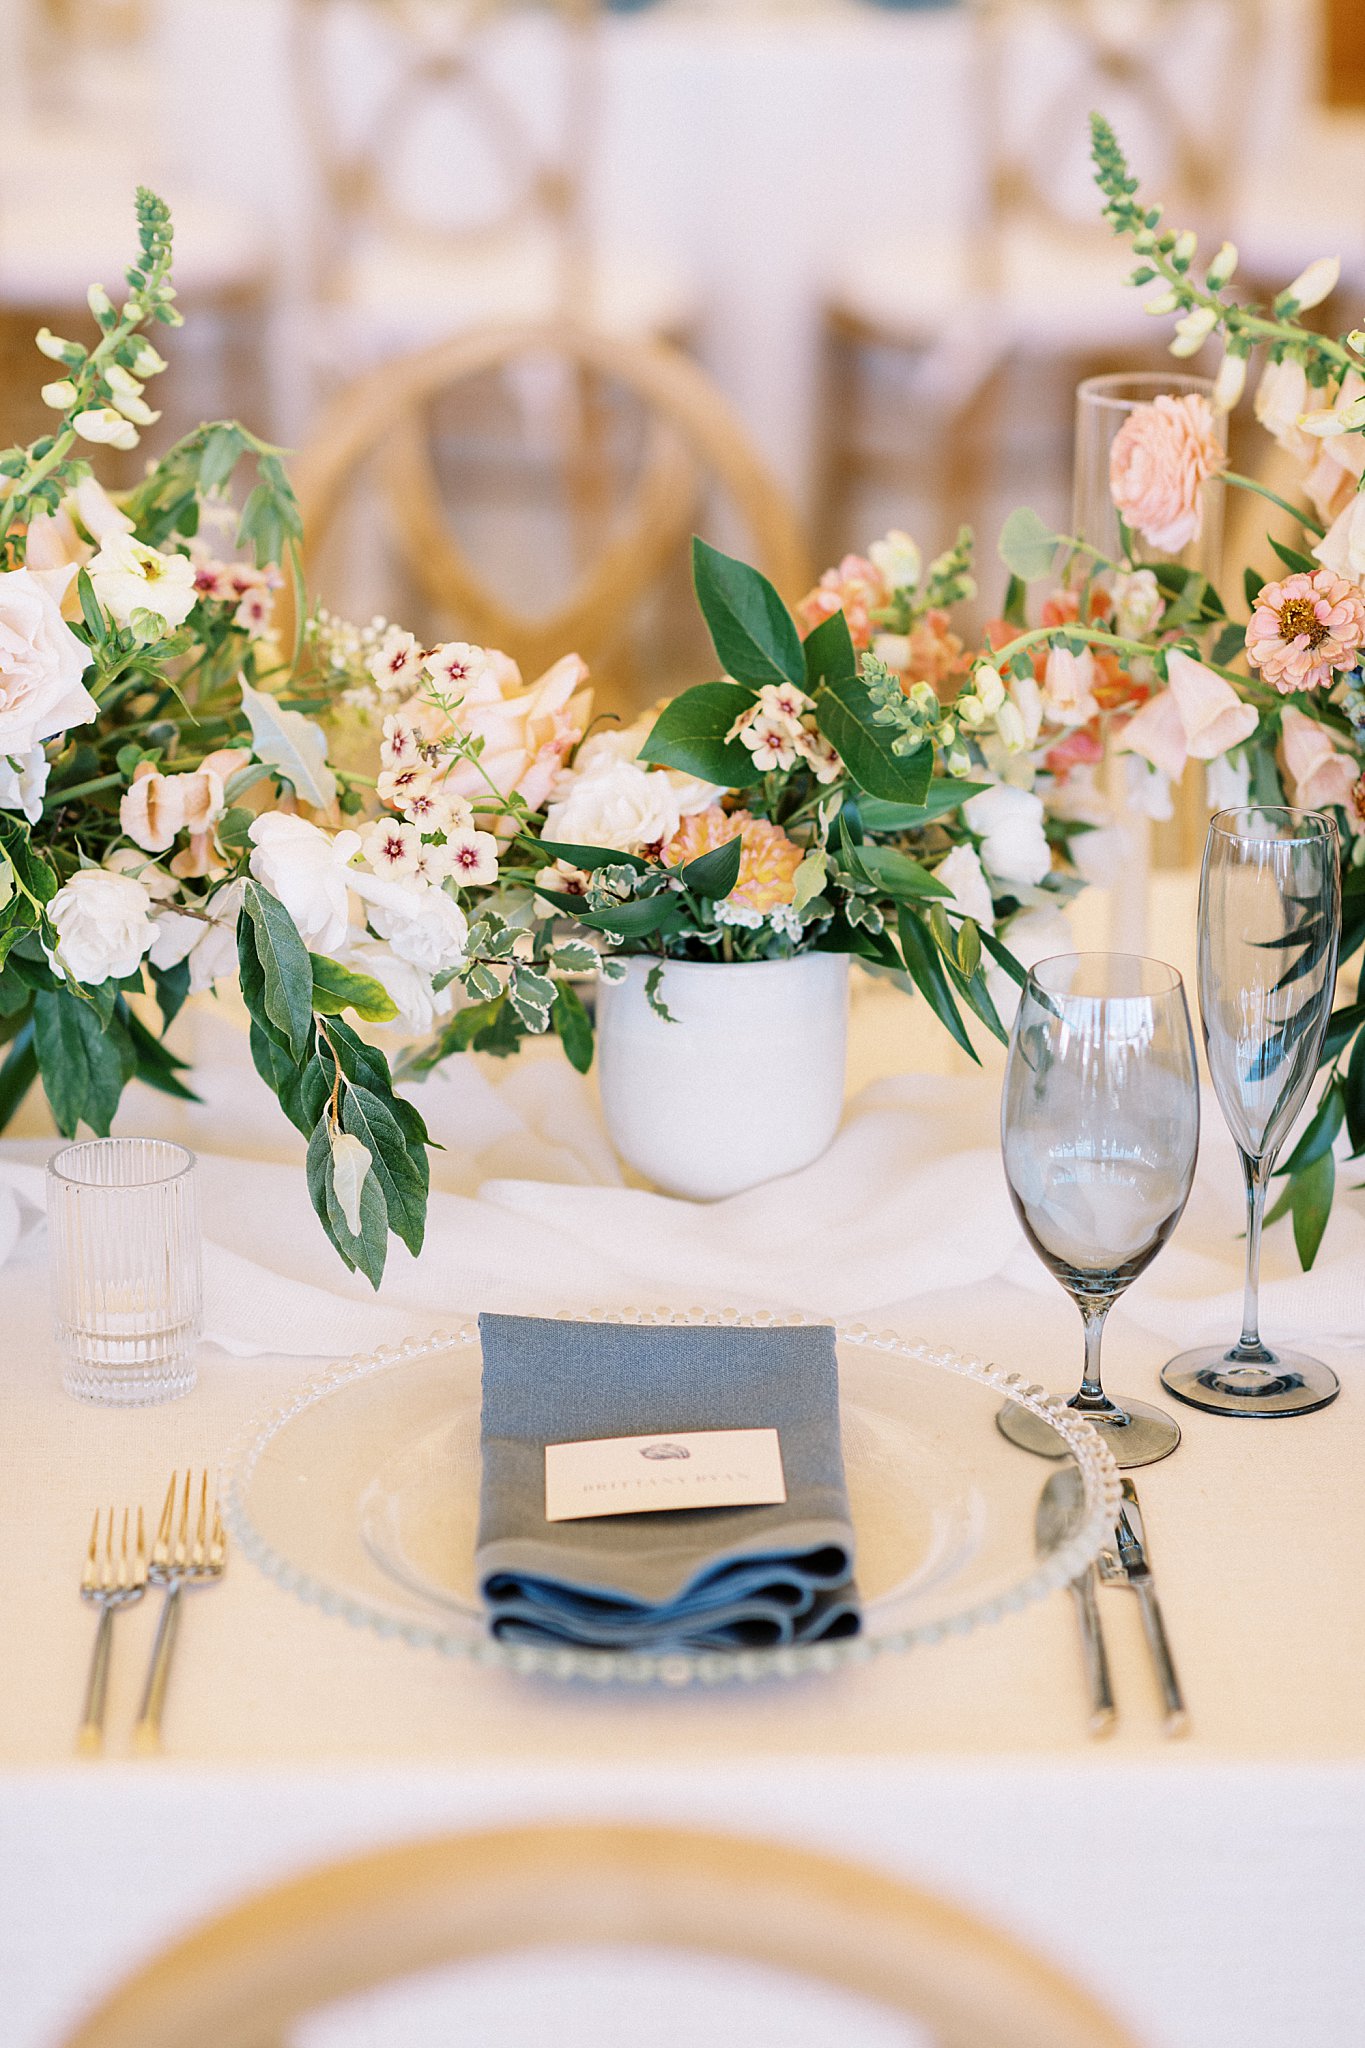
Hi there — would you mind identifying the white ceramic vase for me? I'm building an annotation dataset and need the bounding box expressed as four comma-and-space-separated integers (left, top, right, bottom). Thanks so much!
595, 953, 849, 1200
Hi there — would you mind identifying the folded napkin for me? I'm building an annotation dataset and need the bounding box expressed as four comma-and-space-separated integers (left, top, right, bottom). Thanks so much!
476, 1314, 859, 1652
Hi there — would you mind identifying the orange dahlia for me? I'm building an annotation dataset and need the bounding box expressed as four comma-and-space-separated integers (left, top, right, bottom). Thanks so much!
664, 807, 804, 913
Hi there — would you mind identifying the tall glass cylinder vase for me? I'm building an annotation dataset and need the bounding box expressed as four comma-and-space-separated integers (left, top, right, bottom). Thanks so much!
1072, 373, 1227, 955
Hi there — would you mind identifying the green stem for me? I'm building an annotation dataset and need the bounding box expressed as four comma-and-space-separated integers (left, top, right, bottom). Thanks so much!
47, 772, 124, 803
1223, 470, 1326, 538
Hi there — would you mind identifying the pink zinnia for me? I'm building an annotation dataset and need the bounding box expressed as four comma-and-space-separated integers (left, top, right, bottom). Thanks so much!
1108, 393, 1225, 554
1245, 569, 1365, 695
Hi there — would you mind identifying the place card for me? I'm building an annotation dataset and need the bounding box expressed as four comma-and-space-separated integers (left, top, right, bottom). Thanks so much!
544, 1427, 787, 1523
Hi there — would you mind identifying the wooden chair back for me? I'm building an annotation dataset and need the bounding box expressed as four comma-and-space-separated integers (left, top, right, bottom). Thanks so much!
291, 0, 599, 314
290, 319, 811, 699
62, 1821, 1141, 2048
971, 0, 1267, 262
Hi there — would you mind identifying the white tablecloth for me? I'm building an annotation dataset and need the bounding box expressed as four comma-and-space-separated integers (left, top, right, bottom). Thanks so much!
2, 878, 1364, 2046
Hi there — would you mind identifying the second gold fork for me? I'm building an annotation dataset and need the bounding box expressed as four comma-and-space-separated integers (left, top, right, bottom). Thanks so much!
133, 1471, 227, 1757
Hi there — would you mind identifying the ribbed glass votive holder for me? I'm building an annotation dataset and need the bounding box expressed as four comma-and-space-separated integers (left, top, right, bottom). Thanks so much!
47, 1138, 202, 1405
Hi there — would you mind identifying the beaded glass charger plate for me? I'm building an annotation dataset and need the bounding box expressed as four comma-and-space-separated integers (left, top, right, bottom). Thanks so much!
225, 1309, 1120, 1687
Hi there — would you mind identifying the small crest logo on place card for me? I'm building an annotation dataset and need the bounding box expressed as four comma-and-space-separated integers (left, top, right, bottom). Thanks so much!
639, 1441, 690, 1461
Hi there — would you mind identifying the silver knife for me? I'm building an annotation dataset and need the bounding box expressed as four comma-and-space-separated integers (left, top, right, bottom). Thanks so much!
1098, 1477, 1187, 1736
1036, 1467, 1116, 1739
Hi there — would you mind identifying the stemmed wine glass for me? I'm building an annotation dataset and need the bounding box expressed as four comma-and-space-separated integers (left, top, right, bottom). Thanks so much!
997, 953, 1200, 1468
1162, 807, 1341, 1418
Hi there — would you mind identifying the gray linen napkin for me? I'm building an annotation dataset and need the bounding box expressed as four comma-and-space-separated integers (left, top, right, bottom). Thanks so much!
476, 1314, 859, 1651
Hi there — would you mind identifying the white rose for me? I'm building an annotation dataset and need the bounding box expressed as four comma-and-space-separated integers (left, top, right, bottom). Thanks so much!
0, 566, 97, 755
247, 813, 361, 954
148, 881, 243, 993
1112, 568, 1164, 641
935, 844, 995, 931
46, 868, 155, 984
543, 757, 682, 855
343, 937, 454, 1036
86, 532, 197, 630
571, 719, 720, 818
351, 868, 469, 975
963, 783, 1052, 888
0, 745, 50, 825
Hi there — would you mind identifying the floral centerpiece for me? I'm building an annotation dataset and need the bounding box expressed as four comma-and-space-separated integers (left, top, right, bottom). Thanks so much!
0, 189, 1111, 1279
947, 115, 1365, 1267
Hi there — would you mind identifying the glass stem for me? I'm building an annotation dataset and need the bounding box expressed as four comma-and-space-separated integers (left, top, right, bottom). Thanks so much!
1236, 1150, 1270, 1360
1073, 1299, 1121, 1416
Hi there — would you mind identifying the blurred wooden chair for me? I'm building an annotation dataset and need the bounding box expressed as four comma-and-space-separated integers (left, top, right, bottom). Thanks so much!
289, 0, 695, 388
291, 319, 811, 713
815, 0, 1269, 566
61, 1821, 1140, 2048
0, 0, 271, 448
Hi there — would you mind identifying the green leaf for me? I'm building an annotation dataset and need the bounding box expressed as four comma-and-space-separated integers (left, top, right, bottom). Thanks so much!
0, 815, 57, 906
76, 567, 107, 645
691, 536, 805, 690
849, 844, 952, 900
549, 940, 599, 973
306, 1116, 388, 1287
1321, 1004, 1365, 1068
677, 835, 743, 900
791, 849, 828, 912
0, 1019, 37, 1130
802, 607, 857, 693
529, 837, 650, 876
149, 957, 191, 1033
241, 881, 314, 1061
857, 783, 992, 834
33, 988, 132, 1136
979, 927, 1029, 992
1346, 1026, 1365, 1155
637, 682, 760, 786
998, 507, 1059, 582
120, 1002, 199, 1103
1269, 537, 1320, 577
508, 964, 556, 1029
896, 908, 979, 1064
198, 423, 244, 492
309, 952, 399, 1024
575, 895, 686, 939
644, 960, 677, 1020
340, 1083, 427, 1257
249, 1019, 310, 1134
240, 678, 337, 809
1290, 1148, 1334, 1270
551, 978, 594, 1073
816, 671, 934, 805
1244, 566, 1266, 613
1211, 621, 1247, 667
1002, 574, 1028, 627
1277, 1077, 1343, 1176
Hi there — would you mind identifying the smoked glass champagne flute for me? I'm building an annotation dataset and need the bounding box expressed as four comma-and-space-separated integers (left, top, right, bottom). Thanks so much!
1162, 807, 1341, 1418
997, 954, 1199, 1468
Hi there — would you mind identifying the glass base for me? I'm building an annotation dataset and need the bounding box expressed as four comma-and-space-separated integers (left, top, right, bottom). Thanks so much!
996, 1394, 1181, 1468
1160, 1346, 1339, 1419
61, 1356, 197, 1406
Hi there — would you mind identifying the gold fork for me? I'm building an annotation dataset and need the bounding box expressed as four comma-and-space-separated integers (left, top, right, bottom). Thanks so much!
132, 1471, 227, 1757
77, 1506, 148, 1757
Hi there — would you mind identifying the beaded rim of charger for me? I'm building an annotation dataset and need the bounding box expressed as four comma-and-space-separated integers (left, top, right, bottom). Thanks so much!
222, 1307, 1123, 1689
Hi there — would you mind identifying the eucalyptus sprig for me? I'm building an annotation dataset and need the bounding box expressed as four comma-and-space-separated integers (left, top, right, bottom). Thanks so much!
0, 187, 180, 557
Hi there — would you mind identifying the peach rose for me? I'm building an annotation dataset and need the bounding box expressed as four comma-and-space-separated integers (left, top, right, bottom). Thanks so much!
795, 555, 887, 651
1108, 393, 1226, 554
424, 651, 592, 821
